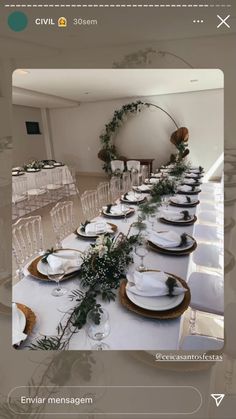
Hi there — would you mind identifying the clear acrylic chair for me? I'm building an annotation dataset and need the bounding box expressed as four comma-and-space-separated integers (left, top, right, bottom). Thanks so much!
12, 176, 28, 219
110, 176, 122, 201
80, 190, 99, 221
50, 201, 75, 248
12, 215, 44, 280
180, 334, 223, 350
46, 167, 64, 201
141, 165, 149, 183
110, 160, 125, 174
62, 166, 79, 196
27, 171, 49, 210
121, 171, 131, 194
97, 182, 111, 207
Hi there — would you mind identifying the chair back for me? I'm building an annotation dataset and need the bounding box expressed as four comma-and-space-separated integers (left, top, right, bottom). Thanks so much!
80, 190, 99, 221
12, 176, 27, 199
12, 215, 44, 271
127, 160, 141, 172
111, 160, 124, 173
110, 176, 121, 201
141, 165, 149, 183
121, 172, 131, 194
50, 201, 74, 245
97, 182, 111, 207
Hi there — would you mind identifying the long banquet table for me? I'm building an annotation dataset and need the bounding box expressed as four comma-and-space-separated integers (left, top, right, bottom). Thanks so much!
13, 183, 223, 350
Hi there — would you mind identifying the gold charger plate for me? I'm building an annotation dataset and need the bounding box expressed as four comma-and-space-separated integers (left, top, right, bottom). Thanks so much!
159, 215, 197, 226
147, 234, 197, 256
119, 271, 190, 320
169, 200, 200, 208
14, 303, 36, 348
27, 248, 82, 281
177, 190, 201, 195
75, 222, 117, 240
102, 208, 135, 219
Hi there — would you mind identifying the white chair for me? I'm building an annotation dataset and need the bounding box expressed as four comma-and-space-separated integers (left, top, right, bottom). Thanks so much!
46, 167, 64, 201
180, 335, 223, 350
50, 201, 75, 249
27, 171, 49, 210
97, 182, 111, 207
188, 272, 223, 334
193, 224, 222, 244
193, 243, 223, 273
80, 190, 99, 221
62, 166, 79, 196
12, 176, 28, 219
141, 165, 149, 183
110, 160, 124, 174
126, 160, 141, 172
12, 215, 44, 280
110, 176, 121, 201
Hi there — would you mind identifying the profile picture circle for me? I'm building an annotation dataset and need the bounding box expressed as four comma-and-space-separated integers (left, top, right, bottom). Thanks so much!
8, 11, 28, 32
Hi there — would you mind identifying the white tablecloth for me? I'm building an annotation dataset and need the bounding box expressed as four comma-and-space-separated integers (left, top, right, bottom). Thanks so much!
12, 165, 73, 193
13, 183, 223, 350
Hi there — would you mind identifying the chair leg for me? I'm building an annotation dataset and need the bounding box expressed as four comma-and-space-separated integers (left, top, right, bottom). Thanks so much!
189, 308, 197, 335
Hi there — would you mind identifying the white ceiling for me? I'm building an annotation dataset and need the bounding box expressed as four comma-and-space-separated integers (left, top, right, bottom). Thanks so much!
12, 69, 223, 108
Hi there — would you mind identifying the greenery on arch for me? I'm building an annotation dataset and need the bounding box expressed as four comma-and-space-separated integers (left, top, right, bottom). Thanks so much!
98, 100, 179, 173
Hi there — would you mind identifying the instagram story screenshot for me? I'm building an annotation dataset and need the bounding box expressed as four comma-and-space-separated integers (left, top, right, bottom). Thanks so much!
0, 0, 235, 418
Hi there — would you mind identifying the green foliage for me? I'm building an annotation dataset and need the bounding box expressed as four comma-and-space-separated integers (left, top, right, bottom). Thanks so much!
150, 178, 177, 198
29, 232, 139, 350
41, 247, 55, 264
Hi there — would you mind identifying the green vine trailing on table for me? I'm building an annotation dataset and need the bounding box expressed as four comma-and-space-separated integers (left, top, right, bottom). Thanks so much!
29, 231, 140, 350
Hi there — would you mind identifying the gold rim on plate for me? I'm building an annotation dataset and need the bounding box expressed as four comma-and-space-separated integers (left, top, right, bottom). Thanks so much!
102, 208, 135, 219
27, 248, 82, 281
119, 270, 191, 320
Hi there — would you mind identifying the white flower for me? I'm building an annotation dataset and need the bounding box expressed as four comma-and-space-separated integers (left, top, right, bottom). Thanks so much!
96, 244, 108, 258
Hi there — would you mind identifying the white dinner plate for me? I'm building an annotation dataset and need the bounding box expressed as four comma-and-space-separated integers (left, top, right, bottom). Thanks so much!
170, 197, 198, 205
13, 307, 26, 334
77, 222, 114, 237
37, 249, 82, 276
26, 168, 41, 172
43, 165, 54, 169
126, 278, 185, 311
162, 213, 194, 223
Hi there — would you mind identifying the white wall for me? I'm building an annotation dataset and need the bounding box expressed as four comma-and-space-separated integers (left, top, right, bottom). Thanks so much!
13, 105, 47, 166
49, 88, 223, 174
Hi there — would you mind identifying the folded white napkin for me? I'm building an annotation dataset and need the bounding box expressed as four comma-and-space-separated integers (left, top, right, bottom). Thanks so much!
183, 178, 196, 185
127, 271, 187, 297
178, 185, 192, 192
161, 209, 183, 221
189, 169, 200, 173
85, 222, 112, 235
172, 195, 194, 204
148, 230, 181, 248
12, 303, 27, 346
47, 251, 81, 272
151, 173, 162, 178
137, 184, 152, 191
186, 173, 198, 178
123, 192, 141, 201
146, 178, 160, 184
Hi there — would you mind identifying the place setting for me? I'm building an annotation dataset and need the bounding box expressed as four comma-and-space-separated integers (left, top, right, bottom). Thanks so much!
147, 230, 197, 256
75, 220, 118, 240
119, 269, 191, 320
169, 194, 199, 208
158, 208, 197, 226
12, 302, 36, 349
12, 167, 25, 177
132, 184, 152, 193
120, 191, 146, 205
182, 177, 202, 187
177, 184, 201, 195
102, 203, 135, 219
25, 248, 83, 291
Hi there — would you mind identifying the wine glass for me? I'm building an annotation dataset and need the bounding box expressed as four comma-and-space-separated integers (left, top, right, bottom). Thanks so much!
86, 308, 110, 350
135, 242, 148, 271
121, 203, 128, 223
47, 265, 67, 297
148, 213, 157, 230
161, 196, 169, 210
